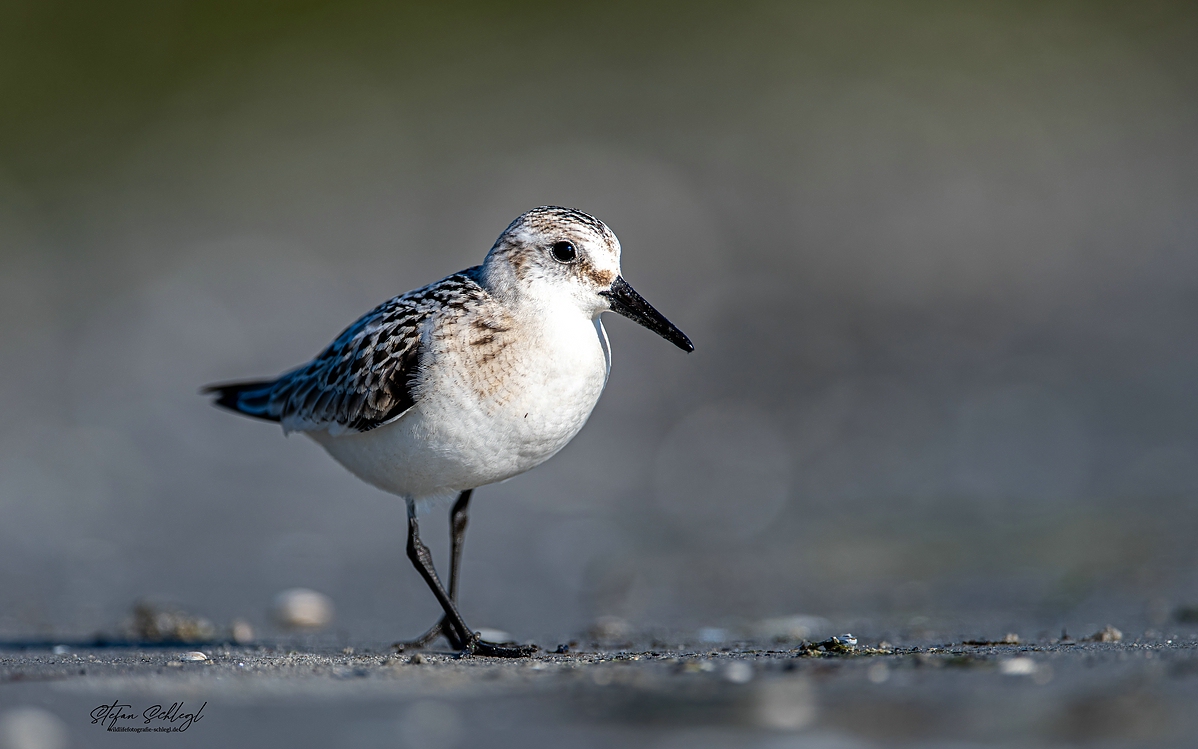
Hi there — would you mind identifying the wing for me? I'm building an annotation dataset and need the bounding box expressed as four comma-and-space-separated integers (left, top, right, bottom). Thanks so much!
205, 268, 488, 435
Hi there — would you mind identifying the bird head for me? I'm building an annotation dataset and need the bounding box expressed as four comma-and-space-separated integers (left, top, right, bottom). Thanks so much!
483, 206, 693, 352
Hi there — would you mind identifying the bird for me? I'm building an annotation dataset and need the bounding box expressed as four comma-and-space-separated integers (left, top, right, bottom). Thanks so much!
204, 206, 693, 657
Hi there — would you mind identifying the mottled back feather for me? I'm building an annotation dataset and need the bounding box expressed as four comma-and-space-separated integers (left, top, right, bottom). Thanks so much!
205, 267, 491, 435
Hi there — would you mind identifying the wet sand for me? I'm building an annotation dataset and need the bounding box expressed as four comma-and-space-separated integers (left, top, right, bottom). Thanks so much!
3, 634, 1197, 747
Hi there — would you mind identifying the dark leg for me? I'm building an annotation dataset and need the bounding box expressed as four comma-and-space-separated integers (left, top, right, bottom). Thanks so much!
398, 495, 536, 658
397, 490, 473, 648
404, 511, 476, 650
447, 489, 471, 601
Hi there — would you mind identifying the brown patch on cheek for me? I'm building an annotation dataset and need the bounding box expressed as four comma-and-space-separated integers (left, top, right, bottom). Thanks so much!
585, 266, 616, 288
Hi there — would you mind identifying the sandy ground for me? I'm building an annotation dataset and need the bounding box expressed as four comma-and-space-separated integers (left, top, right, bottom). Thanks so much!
2, 633, 1197, 748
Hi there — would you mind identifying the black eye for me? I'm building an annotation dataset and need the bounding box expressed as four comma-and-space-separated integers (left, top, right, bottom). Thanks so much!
550, 241, 577, 263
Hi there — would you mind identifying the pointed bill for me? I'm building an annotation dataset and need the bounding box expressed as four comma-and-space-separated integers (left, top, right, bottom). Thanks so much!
600, 276, 694, 352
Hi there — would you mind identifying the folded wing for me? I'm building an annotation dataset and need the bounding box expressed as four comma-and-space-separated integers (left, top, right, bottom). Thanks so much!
204, 269, 486, 435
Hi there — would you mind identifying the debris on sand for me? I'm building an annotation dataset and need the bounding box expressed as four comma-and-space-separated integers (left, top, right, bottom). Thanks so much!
1085, 625, 1123, 643
129, 602, 216, 643
795, 634, 858, 655
963, 633, 1021, 646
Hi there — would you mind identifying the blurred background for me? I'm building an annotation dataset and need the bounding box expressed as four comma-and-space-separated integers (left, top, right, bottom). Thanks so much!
1, 0, 1196, 645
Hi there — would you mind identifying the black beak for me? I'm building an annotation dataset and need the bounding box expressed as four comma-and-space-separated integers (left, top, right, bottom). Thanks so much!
599, 276, 694, 352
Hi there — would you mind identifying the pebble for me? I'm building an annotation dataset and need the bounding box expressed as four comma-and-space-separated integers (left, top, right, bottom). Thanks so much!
272, 589, 334, 630
231, 619, 255, 644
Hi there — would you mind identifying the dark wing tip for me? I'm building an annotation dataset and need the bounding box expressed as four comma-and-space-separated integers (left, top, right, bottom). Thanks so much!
202, 379, 281, 422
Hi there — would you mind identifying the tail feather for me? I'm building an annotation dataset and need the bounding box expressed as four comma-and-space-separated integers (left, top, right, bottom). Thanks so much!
202, 379, 280, 423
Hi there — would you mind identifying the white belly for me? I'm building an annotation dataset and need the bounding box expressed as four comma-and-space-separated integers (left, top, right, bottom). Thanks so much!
310, 316, 611, 502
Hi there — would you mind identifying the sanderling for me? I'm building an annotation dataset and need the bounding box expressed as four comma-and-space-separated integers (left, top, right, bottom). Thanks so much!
204, 206, 692, 657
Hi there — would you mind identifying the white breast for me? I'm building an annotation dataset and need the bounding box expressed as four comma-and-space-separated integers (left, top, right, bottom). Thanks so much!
310, 303, 610, 502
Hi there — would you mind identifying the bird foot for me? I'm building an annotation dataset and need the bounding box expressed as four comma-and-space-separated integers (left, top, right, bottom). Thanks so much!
394, 620, 538, 658
459, 638, 539, 658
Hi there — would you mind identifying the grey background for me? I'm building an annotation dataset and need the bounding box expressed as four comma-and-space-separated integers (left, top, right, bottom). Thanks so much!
1, 0, 1196, 644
